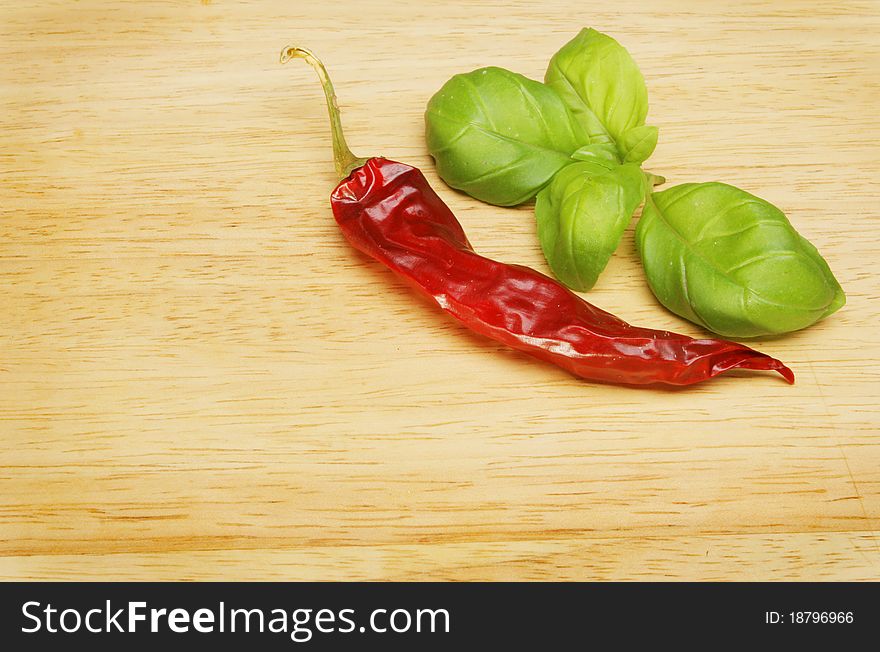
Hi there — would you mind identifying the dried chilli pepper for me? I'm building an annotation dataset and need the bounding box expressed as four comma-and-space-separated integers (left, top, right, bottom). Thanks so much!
282, 47, 794, 387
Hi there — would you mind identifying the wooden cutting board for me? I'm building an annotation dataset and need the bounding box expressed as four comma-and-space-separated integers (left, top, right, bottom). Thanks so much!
2, 0, 878, 580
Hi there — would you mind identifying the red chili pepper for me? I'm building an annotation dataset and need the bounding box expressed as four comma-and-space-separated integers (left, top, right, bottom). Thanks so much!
282, 47, 794, 387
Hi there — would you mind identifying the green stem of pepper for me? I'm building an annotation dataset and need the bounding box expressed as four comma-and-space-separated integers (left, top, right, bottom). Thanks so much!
280, 46, 371, 180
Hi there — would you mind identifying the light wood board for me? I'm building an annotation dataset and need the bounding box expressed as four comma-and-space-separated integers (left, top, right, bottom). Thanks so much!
1, 0, 879, 580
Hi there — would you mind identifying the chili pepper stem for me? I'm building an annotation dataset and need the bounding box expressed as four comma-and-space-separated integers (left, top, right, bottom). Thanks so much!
280, 46, 371, 180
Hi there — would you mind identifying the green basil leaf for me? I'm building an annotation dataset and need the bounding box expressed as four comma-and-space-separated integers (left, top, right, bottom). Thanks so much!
545, 28, 656, 162
635, 182, 845, 337
571, 143, 620, 164
619, 124, 658, 164
425, 66, 589, 206
536, 161, 646, 291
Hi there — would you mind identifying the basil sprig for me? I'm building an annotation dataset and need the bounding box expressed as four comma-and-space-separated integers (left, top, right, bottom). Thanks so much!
424, 28, 845, 336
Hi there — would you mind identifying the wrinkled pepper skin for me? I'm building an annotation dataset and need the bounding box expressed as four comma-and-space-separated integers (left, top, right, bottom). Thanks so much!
331, 158, 794, 387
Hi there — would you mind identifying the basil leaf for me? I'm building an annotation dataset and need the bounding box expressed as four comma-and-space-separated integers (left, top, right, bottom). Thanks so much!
545, 28, 656, 163
635, 182, 845, 337
425, 66, 589, 206
571, 142, 620, 164
619, 124, 658, 165
536, 161, 646, 291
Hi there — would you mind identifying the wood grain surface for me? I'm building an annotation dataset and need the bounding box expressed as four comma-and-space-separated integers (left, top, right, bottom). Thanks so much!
2, 0, 879, 581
